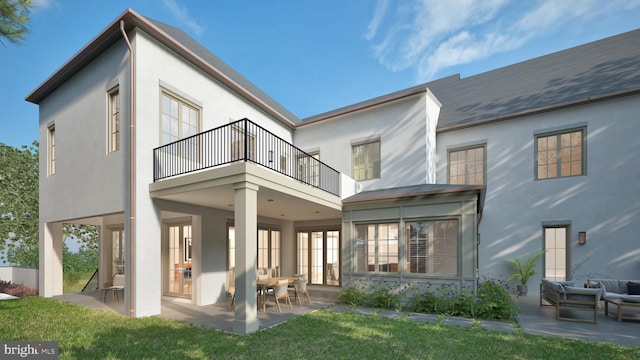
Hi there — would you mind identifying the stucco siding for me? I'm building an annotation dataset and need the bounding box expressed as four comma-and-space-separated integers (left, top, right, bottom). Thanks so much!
436, 94, 640, 289
38, 40, 129, 223
295, 93, 430, 191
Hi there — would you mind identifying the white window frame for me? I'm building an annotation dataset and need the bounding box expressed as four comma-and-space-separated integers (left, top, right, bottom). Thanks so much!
352, 139, 381, 181
107, 86, 120, 154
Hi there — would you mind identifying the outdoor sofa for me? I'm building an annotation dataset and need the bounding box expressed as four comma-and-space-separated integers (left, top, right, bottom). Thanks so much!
540, 278, 601, 323
585, 279, 640, 303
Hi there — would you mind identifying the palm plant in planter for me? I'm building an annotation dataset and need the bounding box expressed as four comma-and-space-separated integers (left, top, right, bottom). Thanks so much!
507, 250, 545, 296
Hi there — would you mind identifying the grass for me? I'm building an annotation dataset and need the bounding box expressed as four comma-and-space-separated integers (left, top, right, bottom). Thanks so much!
1, 297, 638, 360
63, 272, 95, 294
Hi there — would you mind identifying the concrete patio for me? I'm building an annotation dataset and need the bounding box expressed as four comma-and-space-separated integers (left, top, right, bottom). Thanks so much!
53, 291, 639, 347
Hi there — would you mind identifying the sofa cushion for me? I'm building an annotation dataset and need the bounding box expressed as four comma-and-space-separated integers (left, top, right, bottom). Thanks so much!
620, 295, 640, 303
602, 292, 623, 300
599, 279, 621, 294
563, 286, 601, 301
627, 282, 640, 295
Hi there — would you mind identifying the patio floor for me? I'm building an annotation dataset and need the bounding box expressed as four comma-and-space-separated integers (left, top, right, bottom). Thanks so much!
54, 291, 639, 347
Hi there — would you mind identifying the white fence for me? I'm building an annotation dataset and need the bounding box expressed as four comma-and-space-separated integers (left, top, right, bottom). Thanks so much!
0, 266, 39, 290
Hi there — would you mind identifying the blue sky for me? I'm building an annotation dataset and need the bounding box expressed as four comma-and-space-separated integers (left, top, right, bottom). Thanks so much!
2, 0, 640, 149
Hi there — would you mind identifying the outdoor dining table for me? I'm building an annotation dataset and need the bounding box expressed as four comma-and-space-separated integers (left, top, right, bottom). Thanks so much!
256, 276, 297, 312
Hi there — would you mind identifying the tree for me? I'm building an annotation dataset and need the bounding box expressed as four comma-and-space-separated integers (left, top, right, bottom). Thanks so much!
0, 0, 32, 47
0, 142, 39, 267
1, 142, 100, 271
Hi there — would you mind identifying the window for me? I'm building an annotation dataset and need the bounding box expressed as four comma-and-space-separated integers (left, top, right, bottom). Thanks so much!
448, 145, 485, 185
406, 219, 458, 275
230, 125, 255, 161
110, 228, 124, 276
536, 128, 585, 179
107, 87, 120, 153
297, 152, 320, 186
355, 223, 398, 273
161, 92, 200, 159
352, 140, 380, 180
48, 125, 55, 176
228, 225, 281, 277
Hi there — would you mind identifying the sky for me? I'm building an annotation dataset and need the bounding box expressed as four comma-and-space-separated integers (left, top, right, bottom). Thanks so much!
1, 0, 640, 149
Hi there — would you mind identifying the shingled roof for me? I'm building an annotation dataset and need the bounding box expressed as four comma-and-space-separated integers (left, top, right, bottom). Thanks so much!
429, 28, 640, 132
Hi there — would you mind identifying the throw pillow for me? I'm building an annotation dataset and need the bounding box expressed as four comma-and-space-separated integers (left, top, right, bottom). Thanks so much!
627, 282, 640, 295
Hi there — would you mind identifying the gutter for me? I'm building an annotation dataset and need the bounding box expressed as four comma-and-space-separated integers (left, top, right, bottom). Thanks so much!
120, 20, 136, 318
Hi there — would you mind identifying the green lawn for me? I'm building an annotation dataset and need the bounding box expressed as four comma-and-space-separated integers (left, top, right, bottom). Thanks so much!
1, 296, 638, 359
63, 272, 95, 294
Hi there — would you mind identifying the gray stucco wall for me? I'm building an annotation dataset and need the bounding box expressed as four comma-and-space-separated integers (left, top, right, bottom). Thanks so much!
436, 94, 640, 292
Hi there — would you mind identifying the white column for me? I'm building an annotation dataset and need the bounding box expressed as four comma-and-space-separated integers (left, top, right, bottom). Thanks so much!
39, 222, 63, 297
232, 181, 259, 335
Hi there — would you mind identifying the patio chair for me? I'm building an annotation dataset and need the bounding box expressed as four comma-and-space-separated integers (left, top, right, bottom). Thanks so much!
290, 279, 311, 305
101, 274, 125, 302
271, 279, 292, 312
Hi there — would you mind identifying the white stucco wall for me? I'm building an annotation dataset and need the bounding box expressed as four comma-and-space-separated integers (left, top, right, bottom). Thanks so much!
294, 93, 432, 192
38, 40, 129, 223
436, 94, 640, 291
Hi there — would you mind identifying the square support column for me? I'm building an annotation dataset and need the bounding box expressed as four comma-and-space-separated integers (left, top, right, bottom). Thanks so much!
232, 181, 260, 335
39, 222, 63, 297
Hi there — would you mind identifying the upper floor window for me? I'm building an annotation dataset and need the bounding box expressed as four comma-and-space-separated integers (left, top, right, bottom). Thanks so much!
107, 87, 120, 153
297, 152, 320, 186
536, 128, 585, 180
161, 91, 200, 145
352, 139, 380, 181
448, 145, 485, 185
48, 125, 56, 176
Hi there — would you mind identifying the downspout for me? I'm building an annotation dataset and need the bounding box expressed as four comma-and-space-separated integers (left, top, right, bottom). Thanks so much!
120, 20, 136, 317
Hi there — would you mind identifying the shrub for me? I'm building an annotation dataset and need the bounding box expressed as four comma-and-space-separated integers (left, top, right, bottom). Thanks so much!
0, 280, 38, 297
336, 282, 367, 306
475, 277, 518, 320
339, 277, 518, 321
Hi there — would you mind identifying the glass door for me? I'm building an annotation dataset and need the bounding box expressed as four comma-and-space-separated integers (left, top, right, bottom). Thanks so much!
544, 226, 568, 281
296, 229, 340, 286
165, 223, 192, 298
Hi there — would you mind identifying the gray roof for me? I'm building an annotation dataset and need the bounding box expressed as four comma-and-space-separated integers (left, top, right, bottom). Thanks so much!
343, 183, 485, 207
427, 28, 640, 132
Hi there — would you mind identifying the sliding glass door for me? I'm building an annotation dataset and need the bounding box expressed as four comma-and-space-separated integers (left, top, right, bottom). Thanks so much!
164, 223, 192, 298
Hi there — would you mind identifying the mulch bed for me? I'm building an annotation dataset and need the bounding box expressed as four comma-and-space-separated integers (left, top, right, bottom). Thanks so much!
0, 280, 38, 297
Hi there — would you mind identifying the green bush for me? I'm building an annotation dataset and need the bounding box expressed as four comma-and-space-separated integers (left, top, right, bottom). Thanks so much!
475, 277, 518, 320
338, 277, 518, 321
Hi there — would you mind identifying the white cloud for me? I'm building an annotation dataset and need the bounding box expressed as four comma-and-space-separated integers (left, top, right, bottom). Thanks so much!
161, 0, 205, 36
365, 0, 389, 40
367, 0, 640, 82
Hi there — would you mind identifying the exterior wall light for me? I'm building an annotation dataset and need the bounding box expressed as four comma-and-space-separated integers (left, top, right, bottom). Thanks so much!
578, 231, 587, 245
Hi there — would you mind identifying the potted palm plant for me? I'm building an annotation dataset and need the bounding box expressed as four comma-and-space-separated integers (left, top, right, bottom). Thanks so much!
507, 250, 545, 296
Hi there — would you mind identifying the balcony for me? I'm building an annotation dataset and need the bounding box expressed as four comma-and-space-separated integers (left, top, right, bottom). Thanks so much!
153, 118, 341, 196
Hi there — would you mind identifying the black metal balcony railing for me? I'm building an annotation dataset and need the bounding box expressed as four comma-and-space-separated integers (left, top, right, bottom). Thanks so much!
153, 118, 341, 196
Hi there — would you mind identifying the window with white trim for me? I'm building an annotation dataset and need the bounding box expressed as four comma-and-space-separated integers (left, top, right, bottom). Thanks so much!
107, 87, 120, 153
352, 140, 380, 181
161, 91, 200, 159
48, 125, 55, 176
